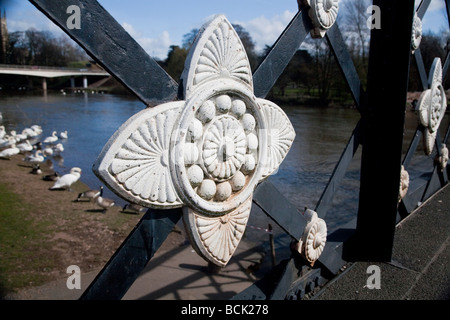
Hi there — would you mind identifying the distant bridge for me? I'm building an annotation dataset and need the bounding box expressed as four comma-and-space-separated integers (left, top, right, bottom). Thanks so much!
0, 64, 110, 90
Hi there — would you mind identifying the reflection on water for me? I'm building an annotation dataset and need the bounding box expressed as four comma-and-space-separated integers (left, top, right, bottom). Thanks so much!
269, 106, 361, 232
1, 93, 447, 241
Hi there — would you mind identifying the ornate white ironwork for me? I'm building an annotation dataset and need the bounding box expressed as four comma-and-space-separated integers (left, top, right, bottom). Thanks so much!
399, 165, 409, 202
411, 13, 422, 52
93, 15, 296, 266
301, 0, 339, 38
417, 58, 447, 155
437, 145, 449, 172
294, 209, 327, 265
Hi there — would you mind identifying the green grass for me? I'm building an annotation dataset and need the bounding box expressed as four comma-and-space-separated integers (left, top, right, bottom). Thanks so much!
0, 175, 142, 298
0, 183, 56, 296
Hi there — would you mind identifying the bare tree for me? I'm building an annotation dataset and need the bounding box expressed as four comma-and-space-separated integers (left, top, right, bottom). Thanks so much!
342, 0, 371, 81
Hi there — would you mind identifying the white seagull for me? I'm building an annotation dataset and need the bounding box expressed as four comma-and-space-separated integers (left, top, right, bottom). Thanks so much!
50, 167, 82, 191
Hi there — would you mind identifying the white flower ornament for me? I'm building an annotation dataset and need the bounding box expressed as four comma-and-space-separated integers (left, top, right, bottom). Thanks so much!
301, 0, 339, 38
417, 58, 447, 155
411, 13, 422, 52
93, 15, 296, 267
292, 209, 327, 265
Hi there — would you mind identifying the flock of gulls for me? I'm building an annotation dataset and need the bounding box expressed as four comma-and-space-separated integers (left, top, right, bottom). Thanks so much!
0, 111, 144, 214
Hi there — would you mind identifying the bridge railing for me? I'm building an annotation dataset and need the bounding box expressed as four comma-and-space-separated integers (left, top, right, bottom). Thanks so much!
28, 0, 449, 300
0, 63, 107, 73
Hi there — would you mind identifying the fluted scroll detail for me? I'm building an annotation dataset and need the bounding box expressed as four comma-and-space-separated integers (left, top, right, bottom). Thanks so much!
185, 197, 252, 266
182, 15, 253, 98
259, 99, 296, 178
93, 103, 184, 208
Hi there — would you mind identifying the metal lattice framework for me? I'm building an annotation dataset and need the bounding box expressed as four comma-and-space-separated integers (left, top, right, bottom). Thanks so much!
28, 0, 449, 299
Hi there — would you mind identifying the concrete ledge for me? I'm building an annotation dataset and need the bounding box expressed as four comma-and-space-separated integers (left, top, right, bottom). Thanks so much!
315, 184, 450, 300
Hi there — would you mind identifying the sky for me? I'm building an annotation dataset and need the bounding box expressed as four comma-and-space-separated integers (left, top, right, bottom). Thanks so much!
1, 0, 449, 60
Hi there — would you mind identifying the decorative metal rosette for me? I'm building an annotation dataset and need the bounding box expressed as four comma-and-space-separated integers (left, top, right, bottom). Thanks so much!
437, 145, 449, 172
301, 0, 339, 38
417, 58, 447, 155
411, 13, 422, 52
171, 83, 267, 217
93, 15, 296, 267
294, 209, 327, 265
398, 165, 409, 202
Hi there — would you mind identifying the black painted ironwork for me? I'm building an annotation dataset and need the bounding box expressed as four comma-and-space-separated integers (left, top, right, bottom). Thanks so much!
253, 11, 311, 99
28, 0, 449, 300
354, 0, 415, 261
80, 208, 182, 300
399, 0, 450, 220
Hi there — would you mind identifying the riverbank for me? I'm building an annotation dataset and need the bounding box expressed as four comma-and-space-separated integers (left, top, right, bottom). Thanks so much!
0, 153, 187, 298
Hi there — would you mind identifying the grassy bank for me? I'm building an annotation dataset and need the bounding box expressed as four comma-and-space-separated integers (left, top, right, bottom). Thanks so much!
0, 183, 56, 295
0, 154, 146, 298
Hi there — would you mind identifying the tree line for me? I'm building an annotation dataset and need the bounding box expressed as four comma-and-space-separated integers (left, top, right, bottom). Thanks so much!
4, 28, 88, 67
156, 0, 448, 106
2, 0, 448, 105
158, 29, 448, 107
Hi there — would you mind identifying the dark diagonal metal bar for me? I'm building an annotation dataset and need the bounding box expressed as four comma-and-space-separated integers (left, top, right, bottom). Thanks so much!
417, 0, 431, 19
80, 208, 182, 300
253, 180, 307, 241
413, 49, 429, 91
443, 51, 450, 79
29, 0, 178, 106
253, 10, 311, 98
445, 122, 450, 144
315, 120, 362, 218
326, 24, 364, 111
402, 127, 423, 169
446, 0, 450, 29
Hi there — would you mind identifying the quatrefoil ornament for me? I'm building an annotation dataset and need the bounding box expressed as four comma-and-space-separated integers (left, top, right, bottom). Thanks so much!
93, 15, 296, 266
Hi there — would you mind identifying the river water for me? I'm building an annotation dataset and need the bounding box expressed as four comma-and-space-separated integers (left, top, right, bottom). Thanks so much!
0, 92, 444, 242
